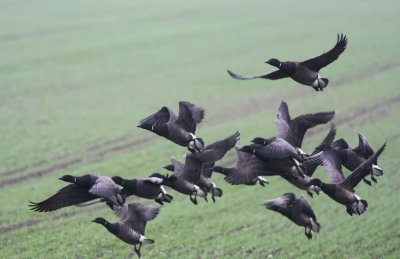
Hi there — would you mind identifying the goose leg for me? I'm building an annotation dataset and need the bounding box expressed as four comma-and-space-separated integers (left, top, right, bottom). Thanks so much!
155, 199, 164, 205
346, 207, 353, 216
304, 227, 312, 239
190, 192, 198, 205
307, 191, 314, 198
371, 175, 377, 183
134, 243, 142, 258
363, 178, 372, 186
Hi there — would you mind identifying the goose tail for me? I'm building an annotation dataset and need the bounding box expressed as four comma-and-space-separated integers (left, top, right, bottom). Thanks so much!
310, 218, 321, 233
319, 78, 329, 88
357, 200, 368, 215
211, 187, 223, 198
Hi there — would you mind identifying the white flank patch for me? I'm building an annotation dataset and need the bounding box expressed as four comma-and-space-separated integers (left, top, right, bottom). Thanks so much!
147, 177, 163, 184
354, 193, 362, 201
160, 186, 167, 194
257, 176, 268, 183
297, 148, 306, 155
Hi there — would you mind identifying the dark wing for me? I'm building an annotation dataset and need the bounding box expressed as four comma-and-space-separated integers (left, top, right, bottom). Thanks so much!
121, 203, 160, 235
175, 101, 204, 133
354, 133, 376, 161
275, 101, 291, 139
332, 138, 350, 150
201, 162, 214, 178
264, 193, 297, 218
224, 156, 273, 185
259, 138, 299, 159
170, 157, 185, 177
301, 34, 348, 71
343, 143, 386, 189
310, 124, 336, 156
286, 111, 335, 148
28, 184, 98, 212
321, 147, 345, 184
303, 151, 323, 177
235, 144, 253, 166
139, 106, 177, 127
196, 131, 240, 163
298, 195, 317, 220
227, 69, 288, 80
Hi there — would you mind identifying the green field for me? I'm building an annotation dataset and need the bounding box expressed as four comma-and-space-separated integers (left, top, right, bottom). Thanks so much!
1, 0, 400, 258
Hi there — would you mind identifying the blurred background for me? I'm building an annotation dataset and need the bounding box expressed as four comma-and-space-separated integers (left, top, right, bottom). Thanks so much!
1, 0, 399, 258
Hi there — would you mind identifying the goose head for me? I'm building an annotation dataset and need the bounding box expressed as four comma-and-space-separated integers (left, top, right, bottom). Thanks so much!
266, 58, 282, 68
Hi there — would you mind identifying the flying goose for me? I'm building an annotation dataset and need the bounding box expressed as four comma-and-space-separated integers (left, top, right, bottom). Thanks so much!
308, 143, 386, 216
213, 143, 273, 186
160, 132, 239, 204
164, 159, 223, 202
29, 174, 124, 212
279, 125, 336, 197
332, 133, 383, 185
228, 34, 348, 91
273, 101, 335, 153
93, 202, 160, 258
111, 175, 173, 205
138, 101, 204, 147
265, 193, 320, 239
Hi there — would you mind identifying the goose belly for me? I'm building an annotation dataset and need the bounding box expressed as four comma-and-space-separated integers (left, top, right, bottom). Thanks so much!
170, 180, 196, 195
327, 188, 356, 206
135, 185, 162, 199
291, 67, 319, 86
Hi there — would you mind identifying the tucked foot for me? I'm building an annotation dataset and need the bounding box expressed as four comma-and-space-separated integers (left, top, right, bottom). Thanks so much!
363, 178, 372, 186
307, 191, 314, 198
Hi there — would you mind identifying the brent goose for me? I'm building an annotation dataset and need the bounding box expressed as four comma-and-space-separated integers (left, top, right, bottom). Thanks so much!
93, 202, 160, 258
111, 175, 173, 205
29, 174, 124, 212
159, 132, 239, 204
228, 34, 347, 91
308, 143, 386, 216
265, 193, 320, 239
138, 101, 204, 147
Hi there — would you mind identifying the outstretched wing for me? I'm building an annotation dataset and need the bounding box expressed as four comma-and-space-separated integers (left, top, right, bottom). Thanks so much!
343, 143, 386, 189
301, 34, 348, 71
121, 203, 161, 235
28, 184, 98, 212
139, 106, 177, 127
321, 147, 345, 184
196, 131, 240, 163
354, 133, 376, 162
275, 101, 291, 139
175, 101, 205, 133
227, 69, 288, 80
264, 193, 297, 218
286, 111, 335, 148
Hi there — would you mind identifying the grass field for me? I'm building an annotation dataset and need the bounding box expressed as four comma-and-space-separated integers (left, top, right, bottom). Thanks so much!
1, 0, 400, 258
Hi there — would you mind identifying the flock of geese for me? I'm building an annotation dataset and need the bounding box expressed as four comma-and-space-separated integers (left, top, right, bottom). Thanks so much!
28, 34, 387, 257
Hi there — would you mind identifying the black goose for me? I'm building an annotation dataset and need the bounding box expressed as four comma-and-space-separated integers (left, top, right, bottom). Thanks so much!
213, 143, 272, 186
265, 193, 320, 239
308, 143, 386, 216
93, 202, 160, 258
279, 125, 336, 197
160, 132, 239, 204
227, 34, 347, 91
111, 175, 173, 205
164, 158, 223, 202
332, 133, 383, 185
238, 144, 305, 178
138, 101, 204, 147
29, 174, 124, 212
273, 101, 335, 154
